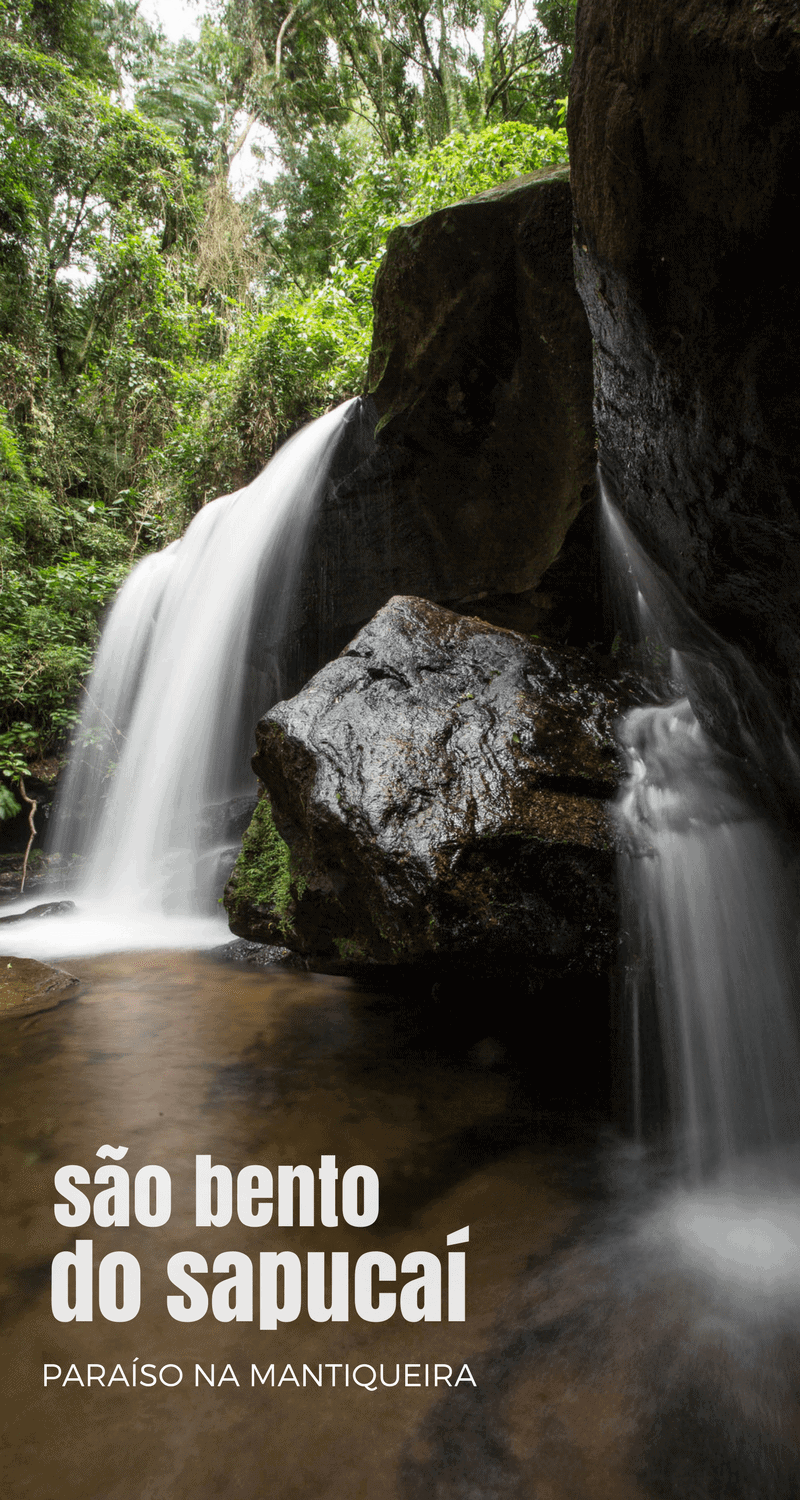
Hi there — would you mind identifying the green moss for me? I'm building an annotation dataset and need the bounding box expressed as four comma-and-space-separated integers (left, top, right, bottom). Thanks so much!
226, 796, 304, 936
333, 936, 367, 961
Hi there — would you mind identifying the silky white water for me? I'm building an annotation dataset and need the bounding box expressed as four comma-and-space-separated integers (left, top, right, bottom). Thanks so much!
6, 400, 356, 954
604, 484, 800, 1299
616, 697, 800, 1178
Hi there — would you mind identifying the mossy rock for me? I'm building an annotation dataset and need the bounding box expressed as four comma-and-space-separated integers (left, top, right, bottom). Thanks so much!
224, 794, 307, 945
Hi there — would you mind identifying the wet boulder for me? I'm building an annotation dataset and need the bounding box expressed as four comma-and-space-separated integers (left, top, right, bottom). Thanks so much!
225, 597, 640, 973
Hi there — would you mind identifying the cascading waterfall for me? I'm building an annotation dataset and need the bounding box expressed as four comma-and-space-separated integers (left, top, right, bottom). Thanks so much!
616, 698, 800, 1178
38, 398, 358, 935
603, 485, 800, 1186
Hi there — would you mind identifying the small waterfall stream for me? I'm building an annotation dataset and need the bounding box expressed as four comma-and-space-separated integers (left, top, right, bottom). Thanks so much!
603, 482, 800, 1297
616, 696, 800, 1178
604, 487, 800, 1179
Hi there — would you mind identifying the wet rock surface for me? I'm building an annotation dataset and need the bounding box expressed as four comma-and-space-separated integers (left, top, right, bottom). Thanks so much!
367, 167, 595, 601
569, 0, 800, 747
251, 169, 597, 700
209, 938, 311, 969
0, 956, 79, 1018
227, 597, 640, 973
0, 900, 76, 925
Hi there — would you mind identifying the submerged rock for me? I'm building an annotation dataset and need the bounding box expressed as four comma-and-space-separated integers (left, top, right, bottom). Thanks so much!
0, 956, 78, 1018
569, 1, 800, 752
226, 597, 640, 973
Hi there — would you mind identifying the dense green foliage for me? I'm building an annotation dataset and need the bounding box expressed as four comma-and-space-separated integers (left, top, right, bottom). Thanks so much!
0, 0, 572, 804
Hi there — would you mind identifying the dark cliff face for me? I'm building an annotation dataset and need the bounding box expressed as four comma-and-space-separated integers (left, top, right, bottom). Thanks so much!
250, 168, 597, 703
367, 167, 595, 605
568, 1, 800, 746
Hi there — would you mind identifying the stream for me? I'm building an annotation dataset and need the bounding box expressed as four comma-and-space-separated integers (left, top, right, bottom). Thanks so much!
4, 949, 800, 1498
0, 949, 595, 1498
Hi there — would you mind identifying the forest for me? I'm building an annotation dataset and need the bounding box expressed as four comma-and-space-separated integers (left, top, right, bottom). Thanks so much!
0, 0, 573, 814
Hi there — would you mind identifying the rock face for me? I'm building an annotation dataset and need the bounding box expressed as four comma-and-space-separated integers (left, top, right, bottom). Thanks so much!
251, 168, 597, 699
226, 597, 640, 973
367, 167, 595, 602
0, 956, 78, 1018
569, 1, 800, 746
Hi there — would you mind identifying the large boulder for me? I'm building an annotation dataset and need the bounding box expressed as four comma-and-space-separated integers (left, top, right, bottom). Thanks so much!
250, 168, 597, 699
568, 1, 800, 751
225, 597, 640, 973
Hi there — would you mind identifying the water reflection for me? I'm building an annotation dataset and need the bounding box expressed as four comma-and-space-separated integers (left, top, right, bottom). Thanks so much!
0, 953, 592, 1500
4, 952, 800, 1499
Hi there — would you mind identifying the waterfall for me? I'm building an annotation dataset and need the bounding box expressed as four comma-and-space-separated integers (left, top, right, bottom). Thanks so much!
616, 698, 800, 1177
38, 399, 358, 935
603, 485, 800, 1182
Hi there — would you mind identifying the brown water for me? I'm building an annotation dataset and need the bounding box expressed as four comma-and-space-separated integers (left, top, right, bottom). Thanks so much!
3, 953, 800, 1499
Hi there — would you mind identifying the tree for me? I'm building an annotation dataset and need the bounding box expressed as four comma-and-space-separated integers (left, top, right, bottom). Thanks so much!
222, 0, 574, 156
0, 4, 208, 757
